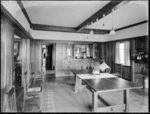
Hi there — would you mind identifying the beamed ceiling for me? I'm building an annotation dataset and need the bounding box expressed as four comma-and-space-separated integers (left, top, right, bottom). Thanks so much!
18, 0, 148, 35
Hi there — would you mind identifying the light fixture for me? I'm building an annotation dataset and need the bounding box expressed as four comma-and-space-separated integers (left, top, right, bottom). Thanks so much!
110, 9, 116, 35
102, 14, 105, 27
90, 30, 94, 34
94, 18, 99, 37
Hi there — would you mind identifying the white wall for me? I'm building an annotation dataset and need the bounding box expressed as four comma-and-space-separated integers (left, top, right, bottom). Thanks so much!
1, 1, 30, 32
30, 22, 148, 42
104, 23, 148, 41
30, 29, 107, 42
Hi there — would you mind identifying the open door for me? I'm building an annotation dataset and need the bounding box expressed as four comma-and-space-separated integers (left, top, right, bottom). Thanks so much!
46, 44, 53, 70
42, 43, 55, 75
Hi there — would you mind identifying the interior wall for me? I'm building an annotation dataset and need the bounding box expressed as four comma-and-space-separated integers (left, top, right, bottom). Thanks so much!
55, 42, 103, 77
31, 40, 104, 77
104, 42, 116, 73
30, 39, 35, 74
52, 43, 56, 69
30, 29, 107, 42
131, 36, 149, 84
1, 15, 14, 112
21, 39, 28, 85
55, 43, 64, 77
33, 41, 42, 73
27, 39, 31, 83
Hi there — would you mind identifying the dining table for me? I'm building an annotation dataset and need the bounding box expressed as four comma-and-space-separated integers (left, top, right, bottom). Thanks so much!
71, 70, 142, 112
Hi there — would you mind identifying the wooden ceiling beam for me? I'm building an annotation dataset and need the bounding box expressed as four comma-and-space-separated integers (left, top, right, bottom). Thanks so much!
1, 4, 33, 39
17, 0, 32, 25
31, 24, 110, 34
76, 1, 130, 32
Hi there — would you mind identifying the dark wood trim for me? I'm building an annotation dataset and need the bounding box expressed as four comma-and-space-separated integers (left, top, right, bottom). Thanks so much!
76, 1, 130, 32
98, 95, 110, 106
115, 20, 148, 31
1, 5, 33, 39
17, 0, 32, 25
31, 24, 110, 34
34, 39, 103, 44
15, 0, 146, 35
103, 35, 148, 44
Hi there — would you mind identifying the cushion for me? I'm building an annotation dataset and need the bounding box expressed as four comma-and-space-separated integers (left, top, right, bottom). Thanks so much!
27, 87, 42, 92
99, 62, 110, 72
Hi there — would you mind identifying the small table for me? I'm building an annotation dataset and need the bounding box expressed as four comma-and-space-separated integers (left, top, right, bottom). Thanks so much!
83, 77, 142, 112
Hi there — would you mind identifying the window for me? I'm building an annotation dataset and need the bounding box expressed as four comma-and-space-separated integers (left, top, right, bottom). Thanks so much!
120, 43, 124, 64
115, 41, 130, 66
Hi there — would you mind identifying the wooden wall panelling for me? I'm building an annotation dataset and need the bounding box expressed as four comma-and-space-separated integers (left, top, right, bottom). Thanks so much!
100, 44, 105, 59
104, 42, 116, 73
134, 63, 146, 86
27, 39, 31, 82
22, 39, 28, 86
115, 64, 122, 77
122, 65, 132, 81
131, 39, 135, 82
1, 15, 15, 112
55, 43, 64, 77
30, 39, 34, 74
52, 43, 56, 70
131, 36, 148, 83
33, 41, 42, 73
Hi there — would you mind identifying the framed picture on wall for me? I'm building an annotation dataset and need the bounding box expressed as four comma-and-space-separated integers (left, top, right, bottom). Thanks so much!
66, 44, 74, 59
14, 41, 20, 60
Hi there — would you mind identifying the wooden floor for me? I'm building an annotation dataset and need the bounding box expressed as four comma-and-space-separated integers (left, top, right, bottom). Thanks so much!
22, 73, 149, 112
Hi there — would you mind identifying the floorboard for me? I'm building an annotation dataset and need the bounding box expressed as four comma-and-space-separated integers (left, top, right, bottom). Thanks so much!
22, 73, 149, 112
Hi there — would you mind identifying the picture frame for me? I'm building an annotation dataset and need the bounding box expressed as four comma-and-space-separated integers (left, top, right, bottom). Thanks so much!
14, 41, 19, 57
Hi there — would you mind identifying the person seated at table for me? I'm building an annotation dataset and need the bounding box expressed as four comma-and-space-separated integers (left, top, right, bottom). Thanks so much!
92, 59, 111, 74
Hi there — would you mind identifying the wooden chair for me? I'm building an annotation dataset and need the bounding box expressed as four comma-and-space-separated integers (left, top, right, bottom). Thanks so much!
23, 72, 42, 112
5, 86, 17, 112
33, 71, 43, 84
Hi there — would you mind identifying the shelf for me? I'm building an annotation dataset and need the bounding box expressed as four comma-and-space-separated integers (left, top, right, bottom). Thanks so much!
66, 43, 101, 60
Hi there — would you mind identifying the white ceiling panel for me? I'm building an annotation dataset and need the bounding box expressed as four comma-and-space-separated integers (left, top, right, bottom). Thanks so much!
87, 1, 148, 30
22, 1, 110, 27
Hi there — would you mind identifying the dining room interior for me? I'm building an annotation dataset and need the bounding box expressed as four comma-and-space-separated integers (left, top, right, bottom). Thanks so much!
1, 0, 149, 113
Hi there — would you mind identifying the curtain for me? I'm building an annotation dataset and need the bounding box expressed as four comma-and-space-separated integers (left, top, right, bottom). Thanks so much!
115, 41, 131, 66
124, 41, 130, 66
115, 42, 120, 64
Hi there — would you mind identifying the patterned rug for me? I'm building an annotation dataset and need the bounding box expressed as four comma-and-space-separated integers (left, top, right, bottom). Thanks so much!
41, 83, 55, 112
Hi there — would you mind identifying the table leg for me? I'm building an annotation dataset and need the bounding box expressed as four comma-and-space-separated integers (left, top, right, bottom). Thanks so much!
74, 74, 77, 92
75, 76, 82, 93
92, 90, 98, 112
124, 89, 129, 112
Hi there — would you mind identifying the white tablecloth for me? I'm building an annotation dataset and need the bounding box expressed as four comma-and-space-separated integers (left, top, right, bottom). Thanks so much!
77, 73, 116, 79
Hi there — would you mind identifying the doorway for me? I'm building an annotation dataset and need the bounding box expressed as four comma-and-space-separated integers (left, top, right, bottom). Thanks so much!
42, 43, 55, 75
46, 44, 53, 70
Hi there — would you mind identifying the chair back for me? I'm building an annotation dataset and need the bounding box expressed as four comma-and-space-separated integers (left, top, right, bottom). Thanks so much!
5, 86, 17, 112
